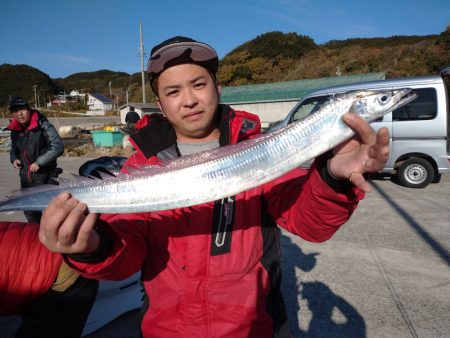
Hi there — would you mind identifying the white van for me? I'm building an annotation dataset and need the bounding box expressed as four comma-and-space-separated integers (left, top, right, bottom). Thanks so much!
269, 68, 450, 188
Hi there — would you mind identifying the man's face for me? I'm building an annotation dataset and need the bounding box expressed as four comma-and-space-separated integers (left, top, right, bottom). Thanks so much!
11, 107, 31, 126
156, 63, 221, 143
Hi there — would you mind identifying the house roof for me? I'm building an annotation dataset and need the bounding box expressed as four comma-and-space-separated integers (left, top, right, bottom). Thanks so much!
220, 72, 386, 104
89, 93, 113, 103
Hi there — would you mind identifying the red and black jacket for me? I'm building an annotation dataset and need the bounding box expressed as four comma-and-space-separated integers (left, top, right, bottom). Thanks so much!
68, 104, 364, 338
7, 110, 64, 185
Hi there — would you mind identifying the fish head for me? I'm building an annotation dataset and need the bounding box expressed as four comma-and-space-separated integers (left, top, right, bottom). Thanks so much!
349, 88, 417, 122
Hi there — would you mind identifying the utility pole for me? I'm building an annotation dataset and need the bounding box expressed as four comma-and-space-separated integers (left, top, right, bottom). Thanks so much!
32, 85, 38, 108
139, 22, 147, 103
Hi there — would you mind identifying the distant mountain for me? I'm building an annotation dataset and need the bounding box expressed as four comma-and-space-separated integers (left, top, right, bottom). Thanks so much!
1, 26, 449, 108
0, 64, 62, 107
54, 70, 148, 105
54, 70, 140, 95
0, 65, 149, 108
217, 27, 450, 86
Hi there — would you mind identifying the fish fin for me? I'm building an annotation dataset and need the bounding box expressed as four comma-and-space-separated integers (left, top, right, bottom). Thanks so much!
120, 163, 149, 175
86, 167, 118, 180
58, 177, 72, 185
96, 171, 116, 180
107, 169, 121, 176
71, 173, 98, 183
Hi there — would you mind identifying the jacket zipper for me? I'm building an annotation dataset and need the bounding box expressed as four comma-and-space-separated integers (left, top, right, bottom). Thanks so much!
215, 196, 234, 247
214, 115, 236, 247
24, 132, 32, 184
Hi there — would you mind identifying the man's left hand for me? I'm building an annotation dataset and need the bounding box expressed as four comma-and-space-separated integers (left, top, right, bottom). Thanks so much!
30, 163, 40, 173
328, 113, 390, 192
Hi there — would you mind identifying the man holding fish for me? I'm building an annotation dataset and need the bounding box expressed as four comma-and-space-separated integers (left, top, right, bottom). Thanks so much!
38, 36, 393, 337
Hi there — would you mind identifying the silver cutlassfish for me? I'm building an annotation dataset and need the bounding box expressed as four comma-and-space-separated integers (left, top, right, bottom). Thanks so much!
0, 89, 416, 213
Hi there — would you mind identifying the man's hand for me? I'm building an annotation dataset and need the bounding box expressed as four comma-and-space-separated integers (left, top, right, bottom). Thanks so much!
13, 159, 22, 169
39, 192, 100, 254
328, 113, 390, 192
29, 162, 40, 173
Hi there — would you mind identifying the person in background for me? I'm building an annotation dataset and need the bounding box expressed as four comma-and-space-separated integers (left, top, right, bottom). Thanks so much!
38, 36, 390, 337
120, 106, 141, 136
125, 106, 141, 127
6, 97, 64, 223
0, 221, 99, 338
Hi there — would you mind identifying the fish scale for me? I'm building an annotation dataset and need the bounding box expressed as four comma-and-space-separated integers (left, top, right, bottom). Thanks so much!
0, 89, 416, 214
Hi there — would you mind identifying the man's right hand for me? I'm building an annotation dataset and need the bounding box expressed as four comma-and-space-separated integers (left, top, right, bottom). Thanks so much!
39, 192, 100, 254
13, 159, 22, 169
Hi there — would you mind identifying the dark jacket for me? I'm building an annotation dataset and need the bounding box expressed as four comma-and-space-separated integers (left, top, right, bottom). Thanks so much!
67, 105, 364, 338
7, 110, 64, 185
125, 110, 141, 124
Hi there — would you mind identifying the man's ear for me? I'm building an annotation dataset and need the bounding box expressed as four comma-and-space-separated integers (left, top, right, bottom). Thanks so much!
216, 80, 222, 96
155, 97, 166, 117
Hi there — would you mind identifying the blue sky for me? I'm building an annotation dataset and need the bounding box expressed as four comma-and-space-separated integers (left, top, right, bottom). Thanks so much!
0, 0, 448, 79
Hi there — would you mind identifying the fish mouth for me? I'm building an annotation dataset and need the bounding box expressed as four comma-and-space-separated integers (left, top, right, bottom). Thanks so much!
389, 88, 418, 111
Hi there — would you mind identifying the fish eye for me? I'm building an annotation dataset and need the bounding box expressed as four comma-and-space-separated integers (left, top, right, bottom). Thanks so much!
378, 95, 389, 104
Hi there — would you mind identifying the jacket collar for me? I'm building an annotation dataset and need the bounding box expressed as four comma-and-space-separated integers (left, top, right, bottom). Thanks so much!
6, 110, 40, 132
130, 104, 235, 159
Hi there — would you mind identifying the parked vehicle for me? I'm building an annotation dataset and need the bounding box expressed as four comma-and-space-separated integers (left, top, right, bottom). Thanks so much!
77, 157, 143, 336
0, 126, 11, 138
268, 68, 450, 188
82, 272, 142, 336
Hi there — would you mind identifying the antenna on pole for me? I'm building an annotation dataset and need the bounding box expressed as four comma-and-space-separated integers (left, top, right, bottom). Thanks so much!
139, 22, 147, 103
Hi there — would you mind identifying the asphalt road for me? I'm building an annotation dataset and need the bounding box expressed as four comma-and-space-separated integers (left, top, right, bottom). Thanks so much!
0, 116, 121, 131
0, 152, 449, 338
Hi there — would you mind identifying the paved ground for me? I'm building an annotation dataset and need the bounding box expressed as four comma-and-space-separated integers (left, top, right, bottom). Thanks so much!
0, 117, 121, 130
0, 152, 449, 338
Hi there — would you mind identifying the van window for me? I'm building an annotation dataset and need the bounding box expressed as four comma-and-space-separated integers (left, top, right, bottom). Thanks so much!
289, 95, 330, 123
392, 88, 437, 121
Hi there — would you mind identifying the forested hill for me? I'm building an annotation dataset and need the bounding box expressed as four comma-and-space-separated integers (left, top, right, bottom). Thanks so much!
0, 64, 63, 106
217, 28, 450, 86
1, 26, 449, 107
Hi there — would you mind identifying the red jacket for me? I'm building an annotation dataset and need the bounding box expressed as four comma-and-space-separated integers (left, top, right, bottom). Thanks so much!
68, 105, 364, 337
0, 222, 62, 315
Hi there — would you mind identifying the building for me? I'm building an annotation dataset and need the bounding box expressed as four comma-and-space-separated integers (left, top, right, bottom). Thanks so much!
119, 102, 161, 124
68, 90, 86, 102
221, 72, 386, 128
87, 93, 114, 115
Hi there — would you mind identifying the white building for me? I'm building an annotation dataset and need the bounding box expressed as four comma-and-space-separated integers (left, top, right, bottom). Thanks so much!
69, 90, 86, 102
87, 93, 114, 115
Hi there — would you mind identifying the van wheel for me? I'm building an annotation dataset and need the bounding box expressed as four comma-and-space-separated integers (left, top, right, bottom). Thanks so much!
432, 173, 442, 183
397, 158, 434, 188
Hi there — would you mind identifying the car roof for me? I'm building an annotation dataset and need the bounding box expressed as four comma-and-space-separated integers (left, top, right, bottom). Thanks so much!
304, 74, 442, 98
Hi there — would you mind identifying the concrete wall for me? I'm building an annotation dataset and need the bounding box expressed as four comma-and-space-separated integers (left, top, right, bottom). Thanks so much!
228, 100, 298, 128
